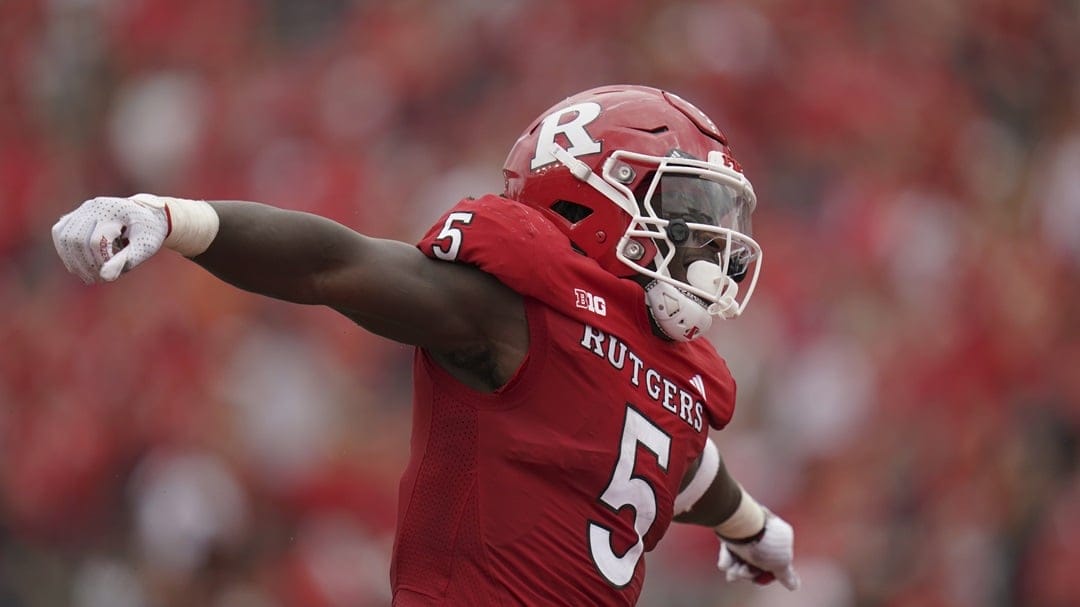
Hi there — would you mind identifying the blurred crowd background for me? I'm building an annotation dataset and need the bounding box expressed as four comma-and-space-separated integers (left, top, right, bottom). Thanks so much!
1, 0, 1078, 606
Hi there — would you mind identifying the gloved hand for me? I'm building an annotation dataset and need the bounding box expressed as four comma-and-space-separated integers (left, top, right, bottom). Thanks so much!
717, 508, 800, 591
51, 195, 170, 284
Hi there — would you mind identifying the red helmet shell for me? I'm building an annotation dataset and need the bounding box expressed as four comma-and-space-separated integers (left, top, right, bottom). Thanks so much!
503, 85, 741, 277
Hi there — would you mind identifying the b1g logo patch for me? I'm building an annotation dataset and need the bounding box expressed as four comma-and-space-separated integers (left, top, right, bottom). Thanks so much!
575, 288, 607, 316
530, 102, 602, 170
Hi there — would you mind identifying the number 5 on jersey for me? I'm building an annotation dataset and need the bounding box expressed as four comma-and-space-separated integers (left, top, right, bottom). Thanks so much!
432, 212, 474, 261
589, 406, 671, 587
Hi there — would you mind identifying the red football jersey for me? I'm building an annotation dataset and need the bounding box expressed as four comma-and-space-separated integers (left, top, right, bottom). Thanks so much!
393, 195, 737, 606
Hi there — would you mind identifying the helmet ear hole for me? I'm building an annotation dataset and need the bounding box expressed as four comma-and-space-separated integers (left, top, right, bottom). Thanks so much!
550, 200, 593, 224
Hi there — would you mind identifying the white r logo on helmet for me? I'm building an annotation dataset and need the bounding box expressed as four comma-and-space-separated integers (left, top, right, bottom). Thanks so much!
530, 102, 602, 170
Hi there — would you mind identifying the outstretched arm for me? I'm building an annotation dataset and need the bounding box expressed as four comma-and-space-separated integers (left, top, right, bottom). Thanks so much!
193, 201, 524, 349
674, 438, 800, 590
51, 195, 527, 385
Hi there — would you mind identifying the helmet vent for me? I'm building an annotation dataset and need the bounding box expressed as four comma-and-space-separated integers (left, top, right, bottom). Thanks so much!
551, 200, 593, 224
630, 126, 670, 135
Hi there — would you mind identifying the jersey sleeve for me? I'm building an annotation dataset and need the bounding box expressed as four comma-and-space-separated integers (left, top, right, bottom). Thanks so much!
708, 373, 736, 430
416, 194, 586, 303
697, 346, 738, 431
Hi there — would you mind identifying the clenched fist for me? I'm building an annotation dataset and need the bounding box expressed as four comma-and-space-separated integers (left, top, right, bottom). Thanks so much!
717, 508, 800, 590
51, 195, 171, 283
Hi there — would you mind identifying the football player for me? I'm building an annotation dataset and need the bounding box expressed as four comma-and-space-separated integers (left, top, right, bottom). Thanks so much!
52, 85, 798, 605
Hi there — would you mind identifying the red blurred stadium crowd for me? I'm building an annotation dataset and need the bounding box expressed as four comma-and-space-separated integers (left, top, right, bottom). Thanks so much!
1, 1, 1078, 606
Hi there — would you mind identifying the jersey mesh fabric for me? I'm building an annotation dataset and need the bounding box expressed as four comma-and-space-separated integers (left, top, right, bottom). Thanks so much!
393, 389, 487, 602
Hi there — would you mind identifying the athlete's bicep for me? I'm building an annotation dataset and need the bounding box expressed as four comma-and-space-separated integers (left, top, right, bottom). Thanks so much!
317, 237, 525, 355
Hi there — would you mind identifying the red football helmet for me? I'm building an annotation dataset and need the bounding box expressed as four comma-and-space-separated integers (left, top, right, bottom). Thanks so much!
503, 85, 762, 338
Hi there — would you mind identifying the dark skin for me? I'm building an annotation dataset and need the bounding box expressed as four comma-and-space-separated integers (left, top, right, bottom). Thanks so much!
192, 201, 751, 532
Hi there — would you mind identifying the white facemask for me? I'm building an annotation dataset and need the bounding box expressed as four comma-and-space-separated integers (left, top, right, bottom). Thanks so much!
548, 145, 762, 342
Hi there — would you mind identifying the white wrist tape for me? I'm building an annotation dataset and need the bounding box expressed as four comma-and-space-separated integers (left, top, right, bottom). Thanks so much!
131, 193, 219, 257
674, 437, 720, 514
715, 486, 766, 540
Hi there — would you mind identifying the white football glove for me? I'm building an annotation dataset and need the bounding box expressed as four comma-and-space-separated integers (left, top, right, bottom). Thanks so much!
717, 508, 800, 591
51, 195, 170, 284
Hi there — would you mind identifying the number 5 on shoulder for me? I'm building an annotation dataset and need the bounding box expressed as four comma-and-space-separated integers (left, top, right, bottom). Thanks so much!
431, 212, 474, 261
